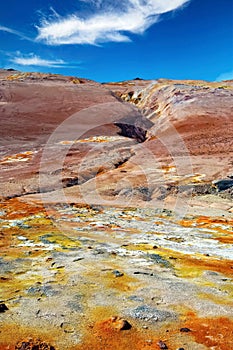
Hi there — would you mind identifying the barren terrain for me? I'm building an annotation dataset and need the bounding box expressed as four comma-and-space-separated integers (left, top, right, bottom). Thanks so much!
0, 70, 232, 349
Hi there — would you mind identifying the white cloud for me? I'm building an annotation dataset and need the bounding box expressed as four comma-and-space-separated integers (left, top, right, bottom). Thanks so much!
0, 25, 32, 41
36, 0, 190, 45
11, 54, 66, 68
216, 70, 233, 82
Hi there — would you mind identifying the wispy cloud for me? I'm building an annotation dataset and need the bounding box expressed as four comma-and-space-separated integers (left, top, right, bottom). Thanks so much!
10, 53, 67, 68
36, 0, 190, 45
0, 25, 33, 41
216, 70, 233, 82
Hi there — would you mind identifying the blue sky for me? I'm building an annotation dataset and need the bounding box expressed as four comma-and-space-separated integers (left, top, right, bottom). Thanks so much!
0, 0, 232, 82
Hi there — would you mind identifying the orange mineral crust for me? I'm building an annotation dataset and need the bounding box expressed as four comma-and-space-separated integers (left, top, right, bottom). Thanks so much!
184, 312, 233, 350
1, 314, 233, 350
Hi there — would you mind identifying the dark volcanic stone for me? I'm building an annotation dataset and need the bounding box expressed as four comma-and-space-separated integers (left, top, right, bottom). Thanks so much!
180, 327, 191, 332
112, 270, 124, 277
114, 122, 147, 142
214, 179, 233, 191
0, 303, 9, 312
118, 319, 132, 330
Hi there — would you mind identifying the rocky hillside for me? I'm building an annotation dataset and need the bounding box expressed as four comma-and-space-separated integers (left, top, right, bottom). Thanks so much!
0, 70, 233, 350
0, 70, 232, 215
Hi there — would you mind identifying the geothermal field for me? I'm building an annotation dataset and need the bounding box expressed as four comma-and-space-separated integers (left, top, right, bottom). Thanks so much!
0, 69, 233, 349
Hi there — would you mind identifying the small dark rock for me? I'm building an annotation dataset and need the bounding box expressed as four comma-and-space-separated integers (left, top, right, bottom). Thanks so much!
178, 348, 185, 350
158, 340, 168, 349
180, 327, 191, 333
119, 319, 132, 330
0, 303, 9, 313
133, 271, 151, 276
112, 270, 124, 277
0, 277, 9, 281
73, 258, 84, 262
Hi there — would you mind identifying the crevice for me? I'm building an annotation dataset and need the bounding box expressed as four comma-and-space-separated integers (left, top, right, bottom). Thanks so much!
114, 122, 147, 143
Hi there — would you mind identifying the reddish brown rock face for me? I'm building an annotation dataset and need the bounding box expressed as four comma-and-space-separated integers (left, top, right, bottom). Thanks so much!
0, 70, 232, 350
101, 78, 233, 212
0, 70, 151, 199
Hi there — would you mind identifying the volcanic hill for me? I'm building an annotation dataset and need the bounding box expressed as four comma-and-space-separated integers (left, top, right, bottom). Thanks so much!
0, 69, 232, 350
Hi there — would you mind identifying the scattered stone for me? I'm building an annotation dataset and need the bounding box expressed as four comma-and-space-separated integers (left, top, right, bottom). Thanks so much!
133, 271, 153, 276
0, 303, 9, 313
0, 277, 9, 281
157, 340, 168, 349
15, 338, 55, 350
180, 327, 191, 333
73, 258, 84, 262
112, 270, 124, 277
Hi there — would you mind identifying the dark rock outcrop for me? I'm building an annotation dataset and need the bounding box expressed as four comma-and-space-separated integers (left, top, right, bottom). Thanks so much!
114, 122, 147, 142
214, 179, 233, 192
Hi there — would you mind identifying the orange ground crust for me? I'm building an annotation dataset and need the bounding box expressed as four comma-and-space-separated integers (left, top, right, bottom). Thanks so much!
1, 314, 233, 350
184, 312, 233, 350
0, 198, 44, 220
174, 253, 233, 278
